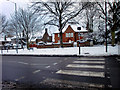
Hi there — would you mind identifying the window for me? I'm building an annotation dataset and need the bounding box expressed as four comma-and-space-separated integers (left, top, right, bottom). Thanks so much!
58, 34, 59, 37
69, 33, 71, 37
66, 33, 68, 37
66, 33, 73, 37
71, 33, 73, 37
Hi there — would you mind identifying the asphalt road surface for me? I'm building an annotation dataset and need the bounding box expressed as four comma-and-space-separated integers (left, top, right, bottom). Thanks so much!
2, 56, 120, 89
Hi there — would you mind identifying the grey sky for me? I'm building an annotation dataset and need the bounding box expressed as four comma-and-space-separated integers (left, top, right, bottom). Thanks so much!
0, 0, 30, 19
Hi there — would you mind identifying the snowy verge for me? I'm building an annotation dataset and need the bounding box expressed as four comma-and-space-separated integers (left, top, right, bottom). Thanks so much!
0, 45, 119, 56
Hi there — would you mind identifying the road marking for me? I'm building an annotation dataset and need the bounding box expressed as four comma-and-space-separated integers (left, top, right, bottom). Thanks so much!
53, 63, 57, 65
108, 85, 112, 88
66, 64, 104, 69
45, 66, 50, 68
64, 58, 68, 60
33, 70, 40, 74
77, 58, 105, 61
40, 78, 104, 88
107, 76, 110, 79
30, 64, 48, 66
73, 61, 105, 64
15, 76, 25, 81
116, 58, 120, 61
18, 62, 28, 65
56, 70, 104, 78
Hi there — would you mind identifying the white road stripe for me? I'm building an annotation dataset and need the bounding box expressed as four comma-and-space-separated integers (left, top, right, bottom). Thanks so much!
73, 61, 105, 64
64, 58, 68, 60
15, 76, 25, 81
30, 64, 48, 66
45, 66, 50, 68
33, 70, 40, 74
53, 63, 57, 65
56, 70, 104, 78
66, 64, 104, 69
116, 58, 120, 61
77, 58, 105, 61
41, 78, 104, 88
18, 62, 28, 65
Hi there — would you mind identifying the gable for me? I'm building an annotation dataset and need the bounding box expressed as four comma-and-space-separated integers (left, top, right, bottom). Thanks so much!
64, 25, 75, 33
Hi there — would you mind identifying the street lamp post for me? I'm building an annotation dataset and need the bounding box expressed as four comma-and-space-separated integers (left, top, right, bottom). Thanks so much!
7, 0, 18, 53
105, 0, 108, 52
77, 27, 81, 55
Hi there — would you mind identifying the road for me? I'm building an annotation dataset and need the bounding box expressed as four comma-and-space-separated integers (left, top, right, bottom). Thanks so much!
2, 56, 120, 89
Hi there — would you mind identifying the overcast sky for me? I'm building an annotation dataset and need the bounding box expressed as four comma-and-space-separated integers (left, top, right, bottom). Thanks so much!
0, 0, 30, 19
0, 0, 113, 19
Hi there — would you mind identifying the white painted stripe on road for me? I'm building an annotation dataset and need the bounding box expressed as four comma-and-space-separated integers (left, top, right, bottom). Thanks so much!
30, 64, 48, 66
15, 76, 25, 81
77, 58, 105, 61
18, 62, 28, 65
56, 70, 104, 78
41, 78, 104, 88
53, 63, 57, 65
66, 64, 104, 69
33, 70, 41, 74
73, 61, 105, 64
64, 58, 68, 60
45, 66, 50, 68
116, 58, 120, 61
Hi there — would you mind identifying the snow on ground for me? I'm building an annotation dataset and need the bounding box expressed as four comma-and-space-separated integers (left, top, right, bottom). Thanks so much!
0, 45, 119, 56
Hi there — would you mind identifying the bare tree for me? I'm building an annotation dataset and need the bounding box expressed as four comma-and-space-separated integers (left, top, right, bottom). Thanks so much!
97, 1, 120, 46
31, 0, 91, 47
9, 8, 42, 49
0, 14, 8, 38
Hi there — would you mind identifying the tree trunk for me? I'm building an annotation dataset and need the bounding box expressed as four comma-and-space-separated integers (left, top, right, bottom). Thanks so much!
26, 31, 29, 49
59, 11, 63, 48
111, 30, 115, 46
60, 30, 63, 48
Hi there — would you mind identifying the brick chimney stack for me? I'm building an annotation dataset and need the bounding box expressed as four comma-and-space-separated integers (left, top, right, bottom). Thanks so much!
45, 28, 47, 33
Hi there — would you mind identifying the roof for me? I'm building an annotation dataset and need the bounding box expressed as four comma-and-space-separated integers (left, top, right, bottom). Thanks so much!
0, 38, 11, 41
31, 37, 37, 42
54, 24, 88, 34
0, 38, 4, 41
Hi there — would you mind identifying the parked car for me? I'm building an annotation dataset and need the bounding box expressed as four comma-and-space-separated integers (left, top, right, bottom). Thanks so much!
4, 43, 13, 49
37, 41, 45, 46
13, 44, 22, 49
77, 40, 86, 43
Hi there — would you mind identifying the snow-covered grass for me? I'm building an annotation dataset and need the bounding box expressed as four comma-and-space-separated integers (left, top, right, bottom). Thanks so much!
0, 45, 119, 56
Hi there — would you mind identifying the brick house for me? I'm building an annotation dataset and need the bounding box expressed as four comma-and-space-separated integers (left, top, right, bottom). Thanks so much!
41, 28, 52, 43
54, 25, 88, 44
30, 28, 52, 44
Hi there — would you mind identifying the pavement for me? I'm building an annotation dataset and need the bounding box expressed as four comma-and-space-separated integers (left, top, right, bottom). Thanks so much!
1, 55, 120, 89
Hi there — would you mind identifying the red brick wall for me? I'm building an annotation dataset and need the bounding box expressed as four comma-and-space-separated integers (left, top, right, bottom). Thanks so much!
54, 25, 87, 43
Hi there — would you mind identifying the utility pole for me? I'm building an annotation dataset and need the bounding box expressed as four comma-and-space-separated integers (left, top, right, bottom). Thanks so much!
105, 0, 108, 52
77, 27, 81, 55
7, 0, 18, 53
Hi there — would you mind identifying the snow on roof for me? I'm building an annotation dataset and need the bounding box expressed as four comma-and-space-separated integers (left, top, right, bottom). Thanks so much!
11, 36, 16, 39
7, 38, 11, 41
31, 37, 37, 41
0, 38, 4, 41
0, 38, 11, 41
54, 24, 88, 34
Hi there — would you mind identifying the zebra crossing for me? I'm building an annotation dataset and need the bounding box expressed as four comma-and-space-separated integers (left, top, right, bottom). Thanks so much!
55, 57, 110, 88
56, 57, 105, 78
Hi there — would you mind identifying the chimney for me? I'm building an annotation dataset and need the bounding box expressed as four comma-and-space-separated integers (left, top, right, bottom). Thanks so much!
45, 28, 47, 33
